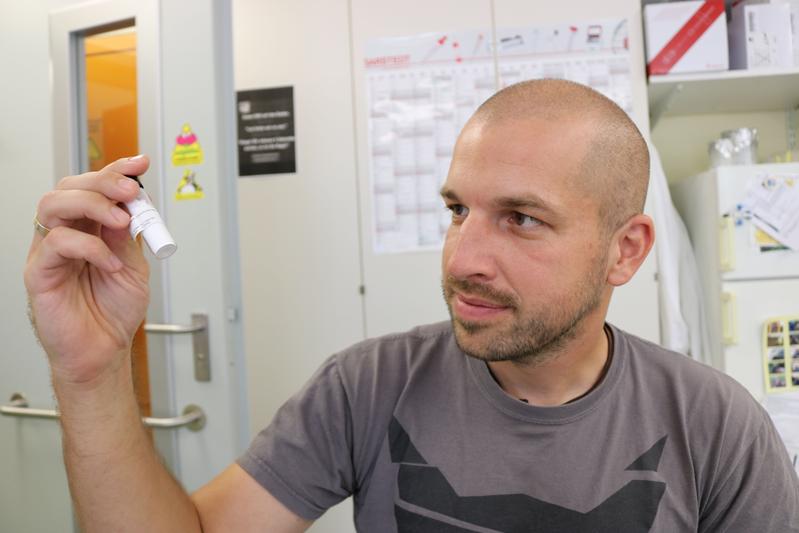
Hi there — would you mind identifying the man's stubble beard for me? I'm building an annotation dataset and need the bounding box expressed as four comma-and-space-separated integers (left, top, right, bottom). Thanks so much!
443, 251, 608, 368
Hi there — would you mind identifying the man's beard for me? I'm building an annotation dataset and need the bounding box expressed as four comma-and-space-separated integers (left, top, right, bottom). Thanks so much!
442, 258, 607, 367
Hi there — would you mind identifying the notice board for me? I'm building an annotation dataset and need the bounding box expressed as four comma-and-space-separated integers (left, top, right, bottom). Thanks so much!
236, 86, 296, 176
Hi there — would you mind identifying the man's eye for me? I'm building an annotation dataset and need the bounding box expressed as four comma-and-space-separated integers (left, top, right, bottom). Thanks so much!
447, 204, 469, 217
510, 212, 542, 228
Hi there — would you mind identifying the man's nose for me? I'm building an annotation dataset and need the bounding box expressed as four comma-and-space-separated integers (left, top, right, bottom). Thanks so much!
444, 214, 497, 282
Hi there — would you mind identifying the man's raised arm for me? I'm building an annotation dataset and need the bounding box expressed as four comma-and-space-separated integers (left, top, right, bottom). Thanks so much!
24, 155, 310, 533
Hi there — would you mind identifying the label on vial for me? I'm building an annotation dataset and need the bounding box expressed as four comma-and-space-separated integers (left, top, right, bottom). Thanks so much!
129, 208, 160, 239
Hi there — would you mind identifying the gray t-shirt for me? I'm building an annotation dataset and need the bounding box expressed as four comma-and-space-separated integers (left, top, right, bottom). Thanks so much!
238, 322, 799, 532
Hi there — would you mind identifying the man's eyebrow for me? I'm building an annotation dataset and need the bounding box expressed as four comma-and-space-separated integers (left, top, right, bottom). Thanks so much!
493, 195, 558, 214
441, 187, 559, 214
439, 187, 459, 201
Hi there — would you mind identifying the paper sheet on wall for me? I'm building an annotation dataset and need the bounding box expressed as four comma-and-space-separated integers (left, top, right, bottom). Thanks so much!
744, 174, 799, 251
364, 19, 633, 254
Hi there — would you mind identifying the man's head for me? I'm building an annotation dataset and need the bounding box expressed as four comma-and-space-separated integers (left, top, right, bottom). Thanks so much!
440, 79, 654, 366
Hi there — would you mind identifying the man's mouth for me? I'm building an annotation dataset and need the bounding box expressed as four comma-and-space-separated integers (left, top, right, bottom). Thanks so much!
452, 292, 511, 321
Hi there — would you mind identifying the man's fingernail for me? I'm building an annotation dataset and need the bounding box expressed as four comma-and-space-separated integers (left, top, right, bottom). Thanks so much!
128, 154, 145, 161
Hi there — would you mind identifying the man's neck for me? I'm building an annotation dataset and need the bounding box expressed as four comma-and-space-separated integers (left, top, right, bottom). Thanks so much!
486, 321, 611, 407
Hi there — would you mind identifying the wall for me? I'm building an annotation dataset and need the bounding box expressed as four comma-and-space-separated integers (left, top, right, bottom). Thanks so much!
232, 0, 365, 529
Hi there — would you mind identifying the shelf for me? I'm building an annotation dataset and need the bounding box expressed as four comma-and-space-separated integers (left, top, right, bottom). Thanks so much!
647, 66, 799, 125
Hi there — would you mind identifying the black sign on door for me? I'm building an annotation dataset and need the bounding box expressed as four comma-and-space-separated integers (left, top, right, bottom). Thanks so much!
236, 86, 296, 176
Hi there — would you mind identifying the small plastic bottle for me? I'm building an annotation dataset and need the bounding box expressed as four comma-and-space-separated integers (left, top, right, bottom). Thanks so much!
124, 175, 177, 259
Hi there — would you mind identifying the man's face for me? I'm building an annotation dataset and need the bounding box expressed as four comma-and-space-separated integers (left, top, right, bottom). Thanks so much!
441, 117, 612, 364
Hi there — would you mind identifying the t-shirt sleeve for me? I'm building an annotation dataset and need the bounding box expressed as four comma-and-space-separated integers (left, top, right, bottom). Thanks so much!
699, 411, 799, 532
237, 355, 354, 520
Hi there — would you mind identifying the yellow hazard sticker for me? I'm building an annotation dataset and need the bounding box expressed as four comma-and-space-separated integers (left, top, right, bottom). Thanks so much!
171, 123, 204, 166
175, 169, 204, 200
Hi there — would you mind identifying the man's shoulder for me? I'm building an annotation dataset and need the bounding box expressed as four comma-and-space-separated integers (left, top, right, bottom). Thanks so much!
337, 321, 454, 358
332, 320, 458, 379
613, 325, 768, 434
614, 324, 737, 387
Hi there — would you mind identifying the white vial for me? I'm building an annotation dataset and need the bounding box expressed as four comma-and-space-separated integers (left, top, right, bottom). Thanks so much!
124, 176, 177, 259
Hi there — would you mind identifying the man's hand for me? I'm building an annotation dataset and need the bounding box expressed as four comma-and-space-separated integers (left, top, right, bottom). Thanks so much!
24, 155, 151, 385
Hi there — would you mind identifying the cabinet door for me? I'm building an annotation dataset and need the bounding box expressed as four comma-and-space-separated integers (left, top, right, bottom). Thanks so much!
721, 278, 799, 401
715, 163, 799, 282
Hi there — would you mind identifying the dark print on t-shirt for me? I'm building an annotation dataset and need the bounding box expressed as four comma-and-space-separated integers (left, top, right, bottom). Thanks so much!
389, 417, 667, 532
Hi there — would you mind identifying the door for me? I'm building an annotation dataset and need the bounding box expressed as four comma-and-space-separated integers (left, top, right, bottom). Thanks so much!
0, 1, 247, 530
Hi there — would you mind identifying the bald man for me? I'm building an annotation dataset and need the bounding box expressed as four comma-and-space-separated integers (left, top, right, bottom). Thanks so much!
25, 80, 799, 532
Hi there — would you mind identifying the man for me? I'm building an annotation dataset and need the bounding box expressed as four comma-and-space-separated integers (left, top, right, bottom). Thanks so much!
25, 79, 799, 532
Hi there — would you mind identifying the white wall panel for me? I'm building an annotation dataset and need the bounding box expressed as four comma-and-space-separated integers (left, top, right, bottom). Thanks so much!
234, 0, 365, 432
233, 0, 363, 530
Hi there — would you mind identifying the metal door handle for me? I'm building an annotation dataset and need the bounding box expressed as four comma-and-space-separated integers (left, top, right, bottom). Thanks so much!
144, 323, 204, 334
144, 313, 211, 382
1, 393, 205, 431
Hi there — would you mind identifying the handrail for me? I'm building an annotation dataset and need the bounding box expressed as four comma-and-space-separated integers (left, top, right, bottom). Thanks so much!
0, 393, 205, 431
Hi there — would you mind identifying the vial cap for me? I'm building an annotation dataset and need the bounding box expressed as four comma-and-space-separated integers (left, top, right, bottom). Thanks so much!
142, 222, 177, 259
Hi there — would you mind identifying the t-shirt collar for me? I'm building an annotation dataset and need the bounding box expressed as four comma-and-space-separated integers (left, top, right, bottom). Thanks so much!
465, 324, 624, 424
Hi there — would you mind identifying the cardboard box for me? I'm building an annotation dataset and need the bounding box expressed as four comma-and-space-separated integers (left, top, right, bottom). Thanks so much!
729, 2, 795, 68
733, 0, 799, 66
788, 1, 799, 65
644, 0, 729, 75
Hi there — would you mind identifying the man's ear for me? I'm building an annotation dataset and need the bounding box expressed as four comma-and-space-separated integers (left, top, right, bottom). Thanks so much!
606, 214, 655, 287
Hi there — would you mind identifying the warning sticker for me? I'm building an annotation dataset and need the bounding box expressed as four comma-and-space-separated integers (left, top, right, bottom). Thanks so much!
171, 123, 204, 166
175, 169, 204, 200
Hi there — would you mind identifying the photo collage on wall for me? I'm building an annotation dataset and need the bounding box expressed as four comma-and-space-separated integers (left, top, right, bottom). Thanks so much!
764, 316, 799, 393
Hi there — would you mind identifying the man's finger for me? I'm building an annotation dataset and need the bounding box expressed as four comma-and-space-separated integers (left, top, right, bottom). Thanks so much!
56, 153, 149, 193
56, 170, 141, 205
26, 226, 123, 293
36, 189, 131, 231
104, 226, 149, 275
100, 154, 150, 181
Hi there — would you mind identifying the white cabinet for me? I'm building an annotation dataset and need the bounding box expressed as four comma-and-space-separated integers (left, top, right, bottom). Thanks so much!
671, 163, 799, 399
